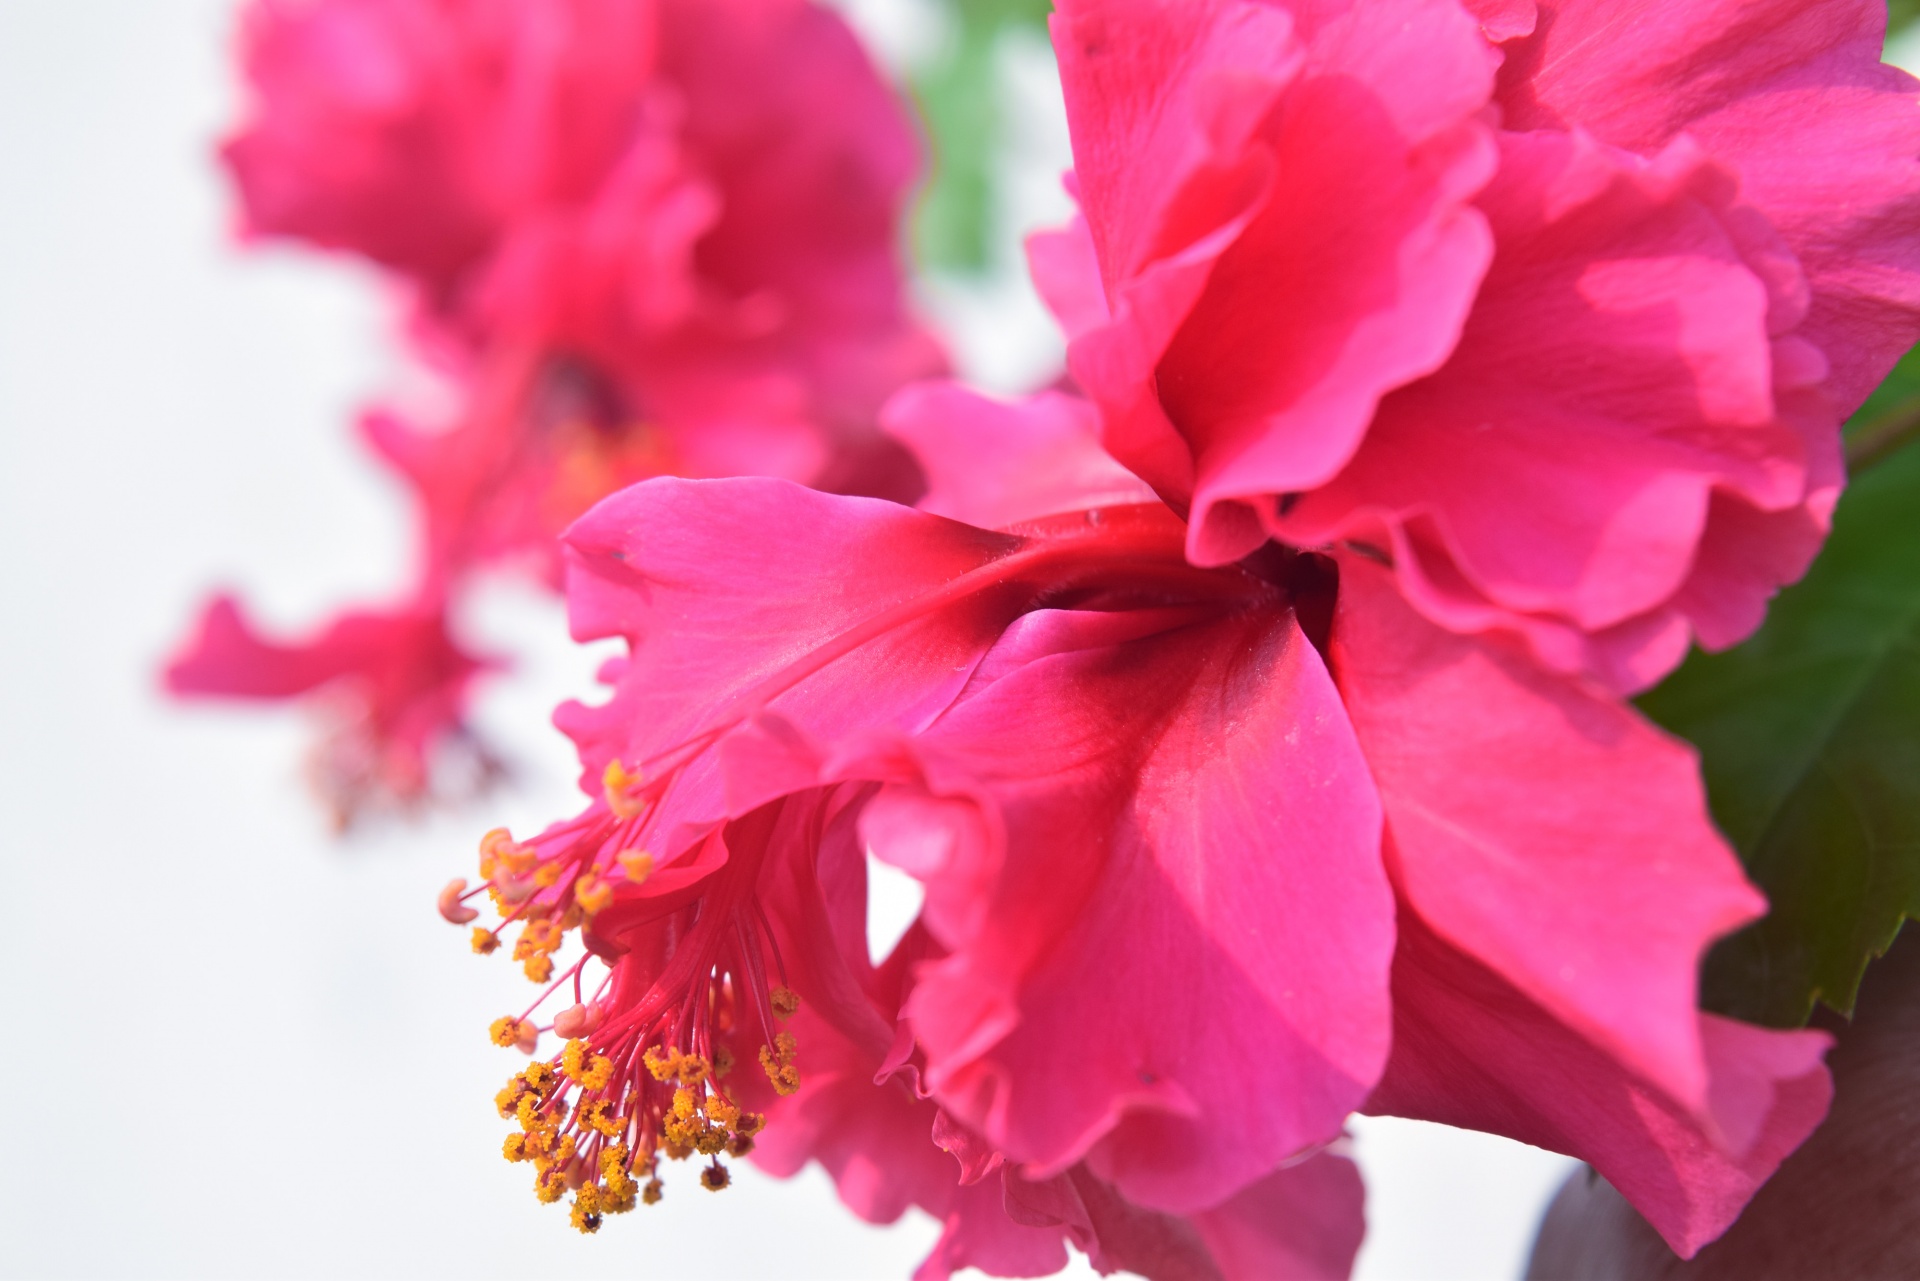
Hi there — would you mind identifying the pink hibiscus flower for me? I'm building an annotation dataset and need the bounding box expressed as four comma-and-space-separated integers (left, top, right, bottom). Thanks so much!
1030, 0, 1920, 691
446, 385, 1831, 1268
169, 0, 939, 820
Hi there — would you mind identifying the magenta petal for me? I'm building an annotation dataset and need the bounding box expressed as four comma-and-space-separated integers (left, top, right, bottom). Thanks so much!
1049, 0, 1499, 566
915, 1176, 1073, 1281
1283, 130, 1819, 665
884, 604, 1392, 1212
1500, 0, 1920, 409
557, 477, 1021, 845
1367, 910, 1832, 1259
1331, 556, 1762, 1113
882, 384, 1155, 529
1189, 1153, 1367, 1281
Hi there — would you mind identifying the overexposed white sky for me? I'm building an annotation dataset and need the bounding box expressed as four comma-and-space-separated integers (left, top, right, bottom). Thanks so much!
0, 2, 1576, 1276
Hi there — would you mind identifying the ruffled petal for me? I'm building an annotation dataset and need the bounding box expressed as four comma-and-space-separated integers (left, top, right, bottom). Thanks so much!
877, 600, 1391, 1212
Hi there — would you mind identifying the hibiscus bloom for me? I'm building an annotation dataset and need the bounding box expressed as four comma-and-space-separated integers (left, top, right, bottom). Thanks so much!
169, 0, 939, 819
447, 385, 1830, 1268
1030, 0, 1920, 691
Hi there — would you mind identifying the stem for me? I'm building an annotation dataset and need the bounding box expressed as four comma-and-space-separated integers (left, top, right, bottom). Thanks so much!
1847, 397, 1920, 474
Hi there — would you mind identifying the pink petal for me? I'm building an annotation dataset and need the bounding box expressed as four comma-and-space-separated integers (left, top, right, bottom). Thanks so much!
557, 477, 1024, 851
1278, 129, 1833, 689
1330, 555, 1762, 1113
1499, 0, 1920, 409
1049, 0, 1500, 565
1189, 1153, 1368, 1281
1366, 909, 1833, 1259
879, 602, 1392, 1212
882, 383, 1155, 529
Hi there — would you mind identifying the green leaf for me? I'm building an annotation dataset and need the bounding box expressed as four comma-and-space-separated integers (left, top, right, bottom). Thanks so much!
1892, 0, 1920, 39
909, 0, 1055, 273
1844, 344, 1920, 445
1638, 435, 1920, 1027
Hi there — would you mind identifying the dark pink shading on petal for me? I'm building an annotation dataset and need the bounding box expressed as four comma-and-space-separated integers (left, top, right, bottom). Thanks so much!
880, 600, 1392, 1212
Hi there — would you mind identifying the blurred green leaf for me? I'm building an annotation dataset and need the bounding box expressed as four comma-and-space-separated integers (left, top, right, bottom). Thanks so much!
1892, 0, 1920, 37
1639, 377, 1920, 1027
1845, 345, 1920, 438
910, 0, 1055, 272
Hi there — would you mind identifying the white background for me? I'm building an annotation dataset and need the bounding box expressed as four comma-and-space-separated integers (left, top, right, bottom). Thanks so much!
0, 2, 1585, 1276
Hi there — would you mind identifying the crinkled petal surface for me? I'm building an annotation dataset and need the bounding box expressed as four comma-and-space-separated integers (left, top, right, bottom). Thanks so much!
1283, 129, 1835, 690
1049, 0, 1499, 565
1496, 0, 1920, 409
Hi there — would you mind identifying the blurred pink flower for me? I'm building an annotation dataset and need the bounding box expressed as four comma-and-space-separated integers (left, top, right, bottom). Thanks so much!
451, 386, 1831, 1267
1031, 0, 1920, 691
170, 0, 939, 820
167, 595, 494, 821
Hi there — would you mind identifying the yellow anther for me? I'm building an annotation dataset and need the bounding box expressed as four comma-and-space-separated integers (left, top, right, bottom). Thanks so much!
471, 928, 500, 955
514, 919, 564, 959
517, 1093, 553, 1133
523, 956, 554, 984
675, 1053, 710, 1087
522, 1062, 557, 1094
700, 1160, 731, 1192
602, 759, 646, 820
533, 862, 562, 888
728, 1132, 756, 1158
617, 849, 654, 884
601, 1144, 631, 1179
694, 1128, 728, 1156
495, 1083, 523, 1118
770, 986, 800, 1020
503, 1133, 528, 1163
479, 828, 510, 878
734, 1111, 766, 1138
561, 1040, 613, 1088
704, 1096, 740, 1130
482, 828, 541, 878
642, 1178, 663, 1205
489, 1016, 537, 1053
643, 1045, 680, 1081
535, 1171, 566, 1204
580, 1098, 624, 1139
575, 871, 613, 916
759, 1030, 800, 1096
671, 1089, 698, 1122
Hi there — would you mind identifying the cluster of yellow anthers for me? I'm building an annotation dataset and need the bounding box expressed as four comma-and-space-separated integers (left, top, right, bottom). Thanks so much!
493, 1035, 779, 1233
448, 822, 654, 984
